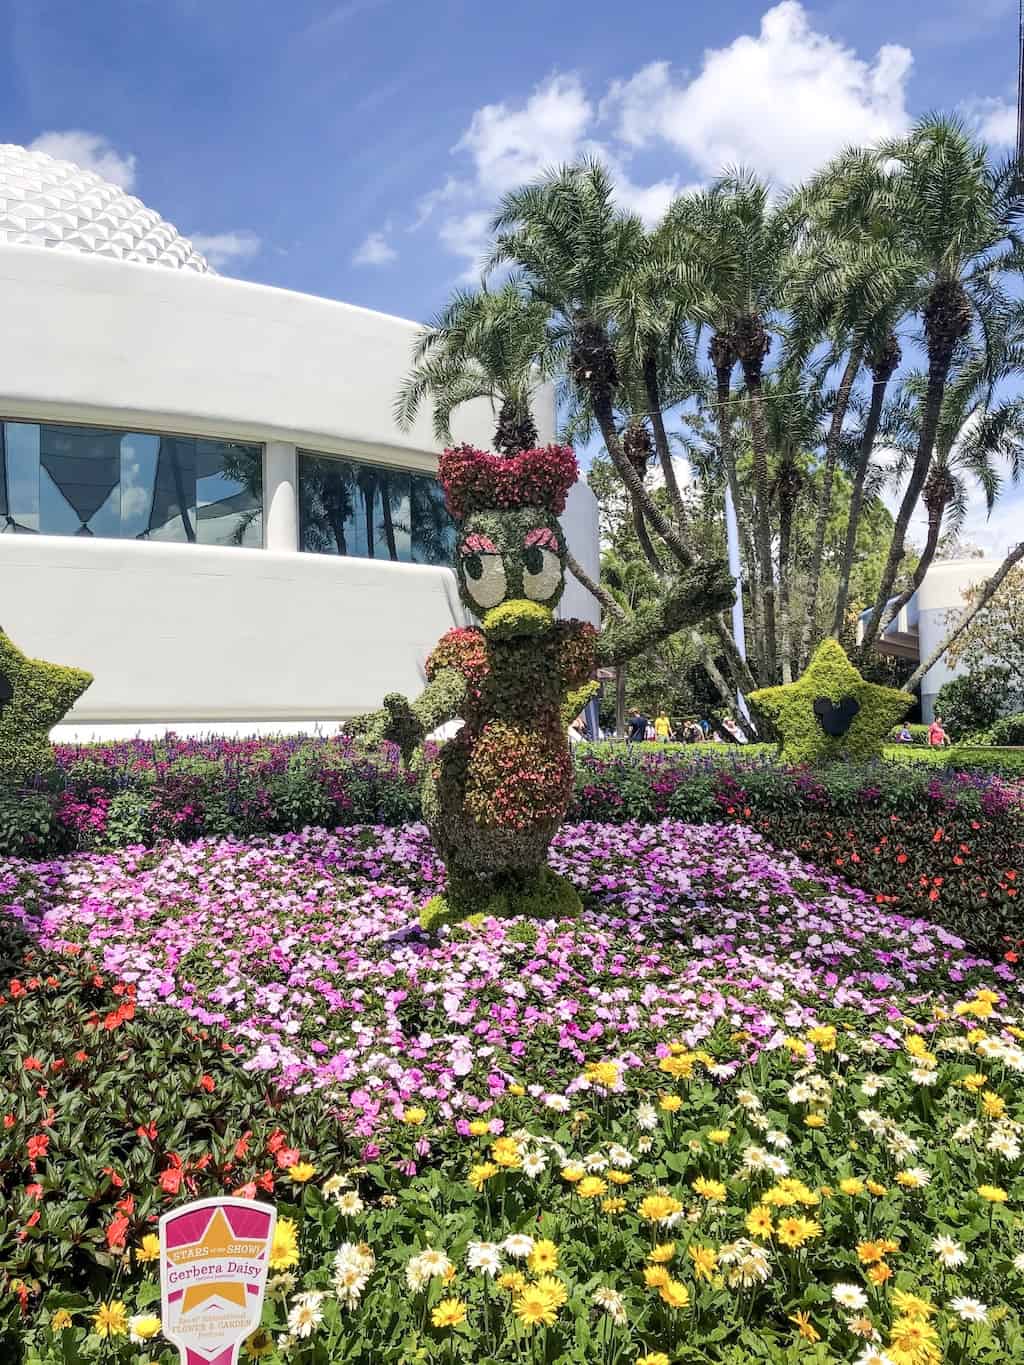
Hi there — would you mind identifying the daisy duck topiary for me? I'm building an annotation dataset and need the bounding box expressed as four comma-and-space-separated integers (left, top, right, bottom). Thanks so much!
355, 444, 733, 928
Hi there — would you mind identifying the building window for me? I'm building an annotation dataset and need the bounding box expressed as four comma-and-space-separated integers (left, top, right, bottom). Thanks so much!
0, 420, 263, 546
298, 451, 455, 566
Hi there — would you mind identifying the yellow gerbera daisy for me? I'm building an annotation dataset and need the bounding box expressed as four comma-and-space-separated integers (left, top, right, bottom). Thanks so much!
431, 1298, 467, 1329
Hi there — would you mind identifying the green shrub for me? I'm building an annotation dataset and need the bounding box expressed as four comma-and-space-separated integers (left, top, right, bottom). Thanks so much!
934, 666, 1010, 739
0, 791, 53, 857
983, 712, 1024, 747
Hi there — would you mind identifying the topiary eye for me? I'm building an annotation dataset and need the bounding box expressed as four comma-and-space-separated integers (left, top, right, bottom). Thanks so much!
462, 553, 507, 609
522, 545, 562, 602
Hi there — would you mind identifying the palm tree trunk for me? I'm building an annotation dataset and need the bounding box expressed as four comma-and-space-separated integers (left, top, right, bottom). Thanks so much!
362, 479, 376, 558
861, 284, 969, 651
642, 349, 688, 529
831, 360, 893, 636
777, 469, 796, 684
615, 664, 627, 740
328, 508, 348, 556
799, 345, 862, 664
567, 550, 626, 619
632, 498, 664, 576
905, 540, 1024, 692
740, 365, 778, 679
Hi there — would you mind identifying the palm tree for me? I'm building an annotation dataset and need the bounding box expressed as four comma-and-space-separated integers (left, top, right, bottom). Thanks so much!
395, 280, 551, 455
811, 117, 1024, 653
830, 333, 903, 635
782, 207, 920, 664
489, 161, 755, 698
759, 370, 828, 682
664, 172, 798, 681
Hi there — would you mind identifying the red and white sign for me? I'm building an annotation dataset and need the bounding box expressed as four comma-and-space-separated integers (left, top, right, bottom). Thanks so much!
159, 1197, 276, 1365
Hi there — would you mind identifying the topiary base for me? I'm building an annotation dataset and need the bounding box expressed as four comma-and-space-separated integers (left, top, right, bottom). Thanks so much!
420, 864, 582, 931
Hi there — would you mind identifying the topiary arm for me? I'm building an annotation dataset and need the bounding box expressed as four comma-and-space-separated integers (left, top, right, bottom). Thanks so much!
595, 562, 734, 668
347, 668, 468, 766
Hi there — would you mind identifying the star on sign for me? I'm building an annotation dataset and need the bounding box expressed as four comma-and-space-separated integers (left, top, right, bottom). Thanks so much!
0, 628, 93, 780
749, 639, 911, 765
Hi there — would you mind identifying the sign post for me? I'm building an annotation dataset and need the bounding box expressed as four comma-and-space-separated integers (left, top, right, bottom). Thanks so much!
159, 1197, 276, 1365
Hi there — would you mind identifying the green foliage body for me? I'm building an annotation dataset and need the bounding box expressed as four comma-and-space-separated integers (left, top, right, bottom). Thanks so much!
0, 631, 92, 786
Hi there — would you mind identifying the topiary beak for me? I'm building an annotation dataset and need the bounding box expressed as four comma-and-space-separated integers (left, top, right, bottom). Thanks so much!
482, 599, 554, 640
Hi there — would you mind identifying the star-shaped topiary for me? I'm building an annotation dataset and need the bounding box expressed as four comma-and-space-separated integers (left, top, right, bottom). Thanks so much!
750, 639, 911, 765
0, 628, 93, 785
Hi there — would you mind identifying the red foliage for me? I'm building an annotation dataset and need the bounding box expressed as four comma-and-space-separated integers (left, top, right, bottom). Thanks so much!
439, 444, 578, 519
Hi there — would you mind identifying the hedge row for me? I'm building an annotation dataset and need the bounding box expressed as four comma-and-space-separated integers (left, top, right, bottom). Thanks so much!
2, 736, 1021, 956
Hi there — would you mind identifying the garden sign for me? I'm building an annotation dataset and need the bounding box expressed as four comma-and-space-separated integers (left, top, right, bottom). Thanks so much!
159, 1196, 276, 1365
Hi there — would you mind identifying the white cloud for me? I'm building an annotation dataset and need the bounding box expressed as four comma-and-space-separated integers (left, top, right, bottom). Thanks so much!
29, 130, 136, 189
189, 230, 262, 270
456, 73, 594, 197
602, 2, 912, 186
962, 96, 1017, 147
352, 230, 398, 267
420, 4, 915, 275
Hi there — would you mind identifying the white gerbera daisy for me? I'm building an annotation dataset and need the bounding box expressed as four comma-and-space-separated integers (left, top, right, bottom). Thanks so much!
287, 1292, 325, 1339
949, 1296, 988, 1323
334, 1190, 364, 1215
931, 1235, 967, 1268
502, 1233, 535, 1260
466, 1240, 502, 1277
832, 1283, 868, 1310
591, 1286, 627, 1324
636, 1103, 658, 1131
987, 1131, 1021, 1160
854, 1349, 896, 1365
522, 1150, 547, 1178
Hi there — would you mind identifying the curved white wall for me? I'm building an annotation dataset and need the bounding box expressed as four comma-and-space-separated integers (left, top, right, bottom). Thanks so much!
0, 243, 600, 736
0, 244, 544, 461
916, 558, 1001, 721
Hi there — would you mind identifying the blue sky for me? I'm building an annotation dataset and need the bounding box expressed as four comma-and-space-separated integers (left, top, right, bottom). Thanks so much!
2, 0, 1023, 552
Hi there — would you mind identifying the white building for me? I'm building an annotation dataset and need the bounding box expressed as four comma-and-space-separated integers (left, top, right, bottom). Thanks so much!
0, 143, 600, 738
860, 557, 1002, 721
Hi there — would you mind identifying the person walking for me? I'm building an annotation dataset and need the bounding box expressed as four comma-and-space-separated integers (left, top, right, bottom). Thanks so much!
654, 711, 673, 743
928, 714, 951, 748
627, 709, 648, 746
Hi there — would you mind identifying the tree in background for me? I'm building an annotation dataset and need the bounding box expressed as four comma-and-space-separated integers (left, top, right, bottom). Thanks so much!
397, 117, 1024, 714
946, 562, 1024, 695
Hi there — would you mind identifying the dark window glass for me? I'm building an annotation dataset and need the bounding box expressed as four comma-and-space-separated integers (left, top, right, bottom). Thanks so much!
411, 471, 457, 566
299, 451, 451, 565
0, 421, 262, 545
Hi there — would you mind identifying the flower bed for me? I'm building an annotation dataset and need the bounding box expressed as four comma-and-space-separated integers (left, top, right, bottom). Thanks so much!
3, 824, 1024, 1362
6, 820, 1020, 1120
5, 737, 1022, 953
